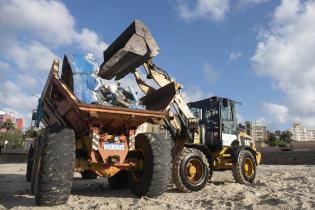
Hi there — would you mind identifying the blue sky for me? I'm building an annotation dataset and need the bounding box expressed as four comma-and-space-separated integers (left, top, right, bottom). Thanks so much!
1, 0, 315, 130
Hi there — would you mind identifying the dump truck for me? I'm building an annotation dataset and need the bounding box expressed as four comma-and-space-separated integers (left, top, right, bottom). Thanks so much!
97, 20, 262, 192
26, 55, 172, 206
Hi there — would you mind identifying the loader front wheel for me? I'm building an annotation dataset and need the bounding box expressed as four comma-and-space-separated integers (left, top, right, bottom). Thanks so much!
232, 149, 256, 184
129, 133, 171, 197
172, 147, 209, 192
34, 126, 75, 206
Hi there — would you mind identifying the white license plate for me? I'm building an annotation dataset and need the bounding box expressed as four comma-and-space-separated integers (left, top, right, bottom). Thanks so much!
104, 143, 124, 150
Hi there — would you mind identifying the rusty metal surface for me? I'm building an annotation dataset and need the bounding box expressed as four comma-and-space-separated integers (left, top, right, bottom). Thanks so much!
99, 20, 160, 80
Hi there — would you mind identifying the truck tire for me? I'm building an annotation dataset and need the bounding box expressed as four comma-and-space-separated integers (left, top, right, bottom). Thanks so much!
129, 133, 171, 197
81, 171, 97, 179
232, 149, 256, 184
34, 126, 75, 206
31, 133, 45, 195
172, 147, 209, 192
26, 144, 34, 182
108, 170, 129, 190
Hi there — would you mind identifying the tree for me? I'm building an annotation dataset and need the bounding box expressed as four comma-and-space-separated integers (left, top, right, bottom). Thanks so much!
267, 132, 278, 146
0, 130, 24, 149
0, 119, 16, 131
267, 130, 292, 147
280, 130, 292, 144
24, 127, 38, 138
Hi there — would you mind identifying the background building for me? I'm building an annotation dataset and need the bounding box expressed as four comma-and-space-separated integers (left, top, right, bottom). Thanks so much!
245, 121, 267, 142
289, 122, 315, 141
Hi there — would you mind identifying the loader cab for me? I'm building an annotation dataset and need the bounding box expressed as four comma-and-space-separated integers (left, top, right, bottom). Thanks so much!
188, 97, 238, 151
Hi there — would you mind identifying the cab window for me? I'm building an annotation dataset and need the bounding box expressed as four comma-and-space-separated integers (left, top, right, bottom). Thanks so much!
221, 102, 233, 121
190, 107, 202, 120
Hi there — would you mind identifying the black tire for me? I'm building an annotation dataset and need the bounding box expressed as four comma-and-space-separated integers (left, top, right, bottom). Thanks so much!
26, 144, 34, 182
129, 133, 171, 197
81, 171, 97, 179
232, 150, 256, 184
31, 133, 45, 195
208, 164, 214, 183
172, 147, 209, 192
34, 126, 75, 206
108, 170, 129, 190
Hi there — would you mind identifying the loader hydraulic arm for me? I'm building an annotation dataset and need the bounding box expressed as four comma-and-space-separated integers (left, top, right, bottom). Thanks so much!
133, 60, 197, 142
97, 20, 197, 143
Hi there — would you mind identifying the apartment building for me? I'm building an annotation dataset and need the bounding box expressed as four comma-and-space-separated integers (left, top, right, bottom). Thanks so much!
245, 121, 267, 141
289, 122, 315, 141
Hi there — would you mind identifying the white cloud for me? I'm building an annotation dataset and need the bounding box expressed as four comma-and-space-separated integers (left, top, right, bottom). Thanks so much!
0, 81, 38, 128
0, 60, 10, 71
0, 0, 76, 46
176, 0, 230, 22
273, 0, 301, 23
16, 74, 37, 88
0, 60, 10, 82
75, 28, 108, 61
229, 51, 242, 61
7, 42, 57, 72
0, 81, 37, 112
263, 102, 289, 124
202, 62, 220, 84
252, 0, 315, 127
0, 0, 107, 67
182, 86, 212, 103
0, 0, 108, 128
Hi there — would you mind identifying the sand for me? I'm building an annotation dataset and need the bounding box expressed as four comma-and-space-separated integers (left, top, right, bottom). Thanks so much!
0, 164, 314, 210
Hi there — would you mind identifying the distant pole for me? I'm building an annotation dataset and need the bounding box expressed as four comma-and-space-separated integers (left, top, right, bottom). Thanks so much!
4, 140, 8, 150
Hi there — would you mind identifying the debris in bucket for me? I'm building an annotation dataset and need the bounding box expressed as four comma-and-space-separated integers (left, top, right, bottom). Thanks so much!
65, 53, 145, 110
95, 83, 146, 110
65, 53, 100, 104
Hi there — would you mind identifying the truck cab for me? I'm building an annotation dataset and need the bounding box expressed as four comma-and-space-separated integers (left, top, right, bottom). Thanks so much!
188, 96, 239, 151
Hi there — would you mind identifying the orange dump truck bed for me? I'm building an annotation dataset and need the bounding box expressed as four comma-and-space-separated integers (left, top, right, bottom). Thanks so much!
36, 59, 165, 135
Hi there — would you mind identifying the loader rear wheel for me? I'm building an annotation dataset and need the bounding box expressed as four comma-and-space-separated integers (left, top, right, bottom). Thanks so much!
108, 170, 129, 190
26, 144, 34, 182
232, 150, 256, 184
129, 133, 171, 197
172, 147, 209, 192
34, 126, 75, 206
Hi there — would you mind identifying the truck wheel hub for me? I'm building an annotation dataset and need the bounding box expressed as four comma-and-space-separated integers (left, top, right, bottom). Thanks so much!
186, 158, 203, 183
244, 158, 254, 177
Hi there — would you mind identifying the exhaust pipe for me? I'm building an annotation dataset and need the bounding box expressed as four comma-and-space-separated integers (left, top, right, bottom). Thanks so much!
99, 20, 160, 80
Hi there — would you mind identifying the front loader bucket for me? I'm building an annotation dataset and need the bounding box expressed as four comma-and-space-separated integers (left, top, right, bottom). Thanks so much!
99, 20, 160, 80
140, 82, 177, 111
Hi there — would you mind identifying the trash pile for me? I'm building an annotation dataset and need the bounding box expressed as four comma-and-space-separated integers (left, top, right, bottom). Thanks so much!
65, 54, 145, 110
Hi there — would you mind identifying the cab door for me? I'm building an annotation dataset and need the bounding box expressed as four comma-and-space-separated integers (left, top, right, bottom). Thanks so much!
220, 99, 238, 146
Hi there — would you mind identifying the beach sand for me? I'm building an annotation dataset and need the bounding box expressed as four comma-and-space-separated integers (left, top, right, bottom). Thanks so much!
0, 164, 314, 209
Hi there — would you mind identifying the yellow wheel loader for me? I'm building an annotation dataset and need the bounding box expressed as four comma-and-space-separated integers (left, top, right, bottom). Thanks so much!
97, 20, 262, 192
